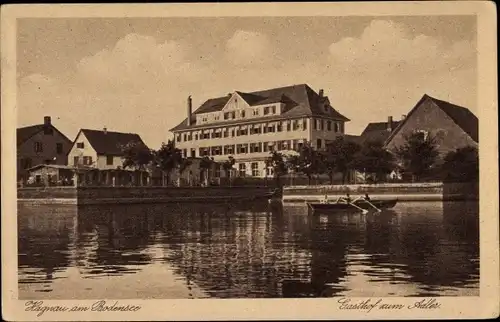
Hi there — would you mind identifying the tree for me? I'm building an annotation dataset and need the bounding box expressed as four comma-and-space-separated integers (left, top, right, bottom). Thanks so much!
289, 143, 323, 185
121, 141, 154, 186
199, 156, 214, 186
354, 140, 395, 183
266, 151, 288, 187
154, 140, 183, 186
442, 146, 479, 182
324, 136, 361, 184
394, 132, 439, 182
221, 156, 236, 186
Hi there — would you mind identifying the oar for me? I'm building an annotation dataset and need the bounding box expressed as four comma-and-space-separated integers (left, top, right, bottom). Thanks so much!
349, 201, 368, 214
364, 198, 382, 213
347, 197, 368, 214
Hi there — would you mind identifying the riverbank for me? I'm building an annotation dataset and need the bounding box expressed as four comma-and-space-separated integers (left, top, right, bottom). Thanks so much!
282, 182, 478, 202
17, 186, 276, 205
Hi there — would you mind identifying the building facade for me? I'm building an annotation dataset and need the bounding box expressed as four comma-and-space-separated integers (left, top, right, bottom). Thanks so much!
17, 116, 72, 181
170, 84, 350, 178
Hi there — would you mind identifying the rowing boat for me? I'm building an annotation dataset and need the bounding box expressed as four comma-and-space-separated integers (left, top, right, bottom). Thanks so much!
307, 198, 397, 213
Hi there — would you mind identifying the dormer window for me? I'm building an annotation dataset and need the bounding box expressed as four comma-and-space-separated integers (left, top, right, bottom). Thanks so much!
241, 110, 245, 118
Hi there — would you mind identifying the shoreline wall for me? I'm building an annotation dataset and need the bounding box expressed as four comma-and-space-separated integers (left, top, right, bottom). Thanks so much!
18, 186, 274, 205
283, 182, 479, 202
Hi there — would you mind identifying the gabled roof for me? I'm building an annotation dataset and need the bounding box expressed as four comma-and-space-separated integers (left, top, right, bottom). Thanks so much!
384, 94, 478, 145
171, 84, 350, 131
77, 129, 148, 156
428, 95, 478, 142
360, 121, 401, 144
17, 123, 72, 146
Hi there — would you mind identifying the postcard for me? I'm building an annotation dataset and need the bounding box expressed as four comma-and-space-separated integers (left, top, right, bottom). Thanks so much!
1, 2, 498, 320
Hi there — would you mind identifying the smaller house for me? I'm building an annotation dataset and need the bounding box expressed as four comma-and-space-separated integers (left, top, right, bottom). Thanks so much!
17, 116, 72, 181
359, 116, 402, 144
23, 164, 77, 186
67, 128, 150, 186
384, 94, 478, 158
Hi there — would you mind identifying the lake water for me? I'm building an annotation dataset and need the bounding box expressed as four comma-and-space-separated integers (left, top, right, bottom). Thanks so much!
18, 200, 479, 299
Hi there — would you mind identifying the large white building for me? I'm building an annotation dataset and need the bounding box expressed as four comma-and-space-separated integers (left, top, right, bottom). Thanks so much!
170, 84, 350, 178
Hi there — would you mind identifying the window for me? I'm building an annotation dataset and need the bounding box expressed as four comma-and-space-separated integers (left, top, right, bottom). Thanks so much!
317, 139, 322, 149
237, 128, 248, 136
231, 111, 236, 119
264, 106, 270, 115
224, 145, 235, 155
334, 122, 340, 133
266, 167, 274, 176
34, 142, 43, 152
415, 130, 429, 141
194, 134, 198, 140
271, 106, 276, 114
191, 149, 196, 158
106, 155, 113, 165
327, 121, 332, 131
56, 143, 63, 154
267, 125, 275, 133
313, 118, 317, 130
241, 110, 246, 118
82, 156, 93, 165
319, 120, 324, 130
211, 146, 222, 156
73, 156, 79, 166
303, 119, 307, 130
293, 120, 299, 131
203, 133, 210, 139
223, 130, 229, 137
239, 163, 246, 177
251, 126, 261, 135
251, 162, 259, 176
231, 129, 235, 137
224, 112, 231, 120
176, 134, 181, 142
287, 121, 291, 131
199, 148, 209, 156
215, 164, 221, 178
253, 109, 259, 116
202, 116, 208, 122
277, 123, 283, 132
214, 115, 220, 121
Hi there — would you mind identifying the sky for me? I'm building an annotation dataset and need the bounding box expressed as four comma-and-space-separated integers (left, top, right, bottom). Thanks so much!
17, 16, 477, 149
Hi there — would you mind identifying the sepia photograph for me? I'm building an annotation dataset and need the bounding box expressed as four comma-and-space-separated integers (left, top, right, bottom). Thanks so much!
2, 2, 498, 321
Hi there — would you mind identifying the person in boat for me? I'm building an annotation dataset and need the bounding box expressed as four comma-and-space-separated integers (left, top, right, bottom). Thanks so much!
364, 193, 371, 201
345, 193, 351, 203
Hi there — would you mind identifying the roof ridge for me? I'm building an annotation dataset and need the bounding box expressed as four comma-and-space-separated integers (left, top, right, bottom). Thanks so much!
81, 128, 140, 135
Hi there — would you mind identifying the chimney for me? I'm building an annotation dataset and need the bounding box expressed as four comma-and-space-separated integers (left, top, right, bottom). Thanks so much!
187, 95, 192, 126
319, 89, 324, 97
387, 116, 393, 131
103, 127, 107, 134
44, 116, 51, 126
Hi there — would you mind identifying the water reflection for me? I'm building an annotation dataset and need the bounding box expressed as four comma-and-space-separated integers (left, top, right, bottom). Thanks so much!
18, 200, 479, 299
